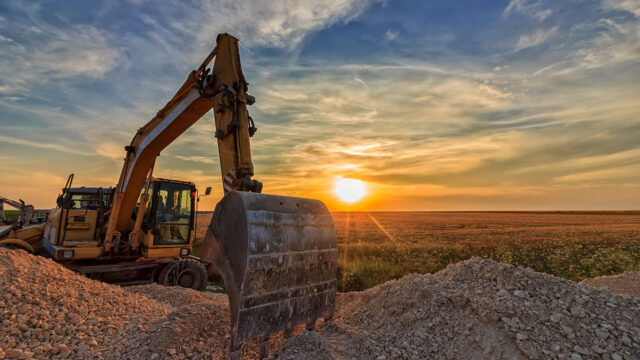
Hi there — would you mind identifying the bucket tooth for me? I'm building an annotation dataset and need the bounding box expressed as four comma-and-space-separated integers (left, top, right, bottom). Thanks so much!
201, 191, 338, 352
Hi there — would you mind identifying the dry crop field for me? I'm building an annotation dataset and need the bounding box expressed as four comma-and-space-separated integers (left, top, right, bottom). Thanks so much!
195, 211, 640, 292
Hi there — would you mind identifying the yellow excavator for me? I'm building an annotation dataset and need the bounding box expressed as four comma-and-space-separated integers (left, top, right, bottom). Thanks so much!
1, 33, 338, 358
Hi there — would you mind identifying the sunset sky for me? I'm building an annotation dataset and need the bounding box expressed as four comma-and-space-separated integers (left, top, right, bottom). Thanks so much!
1, 0, 639, 211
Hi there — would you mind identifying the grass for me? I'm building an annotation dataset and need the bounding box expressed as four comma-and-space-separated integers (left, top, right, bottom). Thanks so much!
1, 210, 20, 222
195, 211, 640, 292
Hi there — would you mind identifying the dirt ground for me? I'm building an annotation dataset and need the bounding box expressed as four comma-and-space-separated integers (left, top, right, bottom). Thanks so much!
582, 272, 640, 298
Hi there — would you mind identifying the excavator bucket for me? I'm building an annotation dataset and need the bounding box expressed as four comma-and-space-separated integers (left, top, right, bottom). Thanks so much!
200, 191, 338, 355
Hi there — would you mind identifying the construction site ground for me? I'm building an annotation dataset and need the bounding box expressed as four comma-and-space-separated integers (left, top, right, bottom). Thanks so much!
1, 248, 638, 359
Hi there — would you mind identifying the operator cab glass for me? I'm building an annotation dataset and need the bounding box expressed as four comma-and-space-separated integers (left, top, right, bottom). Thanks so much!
154, 182, 194, 245
61, 188, 113, 209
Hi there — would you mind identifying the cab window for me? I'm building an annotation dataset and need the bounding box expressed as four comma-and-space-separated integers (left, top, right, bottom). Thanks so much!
67, 193, 110, 209
154, 182, 193, 245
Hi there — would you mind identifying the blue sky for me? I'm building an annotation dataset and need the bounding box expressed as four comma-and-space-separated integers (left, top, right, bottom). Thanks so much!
0, 0, 639, 210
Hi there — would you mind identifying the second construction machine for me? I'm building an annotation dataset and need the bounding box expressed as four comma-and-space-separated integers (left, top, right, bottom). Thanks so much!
3, 34, 338, 356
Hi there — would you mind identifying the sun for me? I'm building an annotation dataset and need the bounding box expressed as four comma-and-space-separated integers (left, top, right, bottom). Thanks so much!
334, 178, 366, 203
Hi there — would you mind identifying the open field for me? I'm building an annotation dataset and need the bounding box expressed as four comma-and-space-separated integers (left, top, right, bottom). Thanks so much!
0, 209, 20, 222
195, 211, 640, 292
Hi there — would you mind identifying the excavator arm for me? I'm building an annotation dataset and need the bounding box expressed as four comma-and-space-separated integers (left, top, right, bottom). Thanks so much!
105, 34, 261, 247
0, 196, 34, 226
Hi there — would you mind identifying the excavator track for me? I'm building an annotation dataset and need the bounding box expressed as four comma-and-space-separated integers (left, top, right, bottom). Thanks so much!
201, 191, 338, 356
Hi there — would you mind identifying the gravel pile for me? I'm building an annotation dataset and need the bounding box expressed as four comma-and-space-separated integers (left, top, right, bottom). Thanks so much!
0, 248, 168, 359
2, 249, 639, 360
114, 285, 230, 359
278, 257, 640, 360
0, 249, 285, 360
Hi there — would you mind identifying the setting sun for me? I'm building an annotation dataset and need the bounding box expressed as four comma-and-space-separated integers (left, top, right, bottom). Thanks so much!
334, 178, 367, 203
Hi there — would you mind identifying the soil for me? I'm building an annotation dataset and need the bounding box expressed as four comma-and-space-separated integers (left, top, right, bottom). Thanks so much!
581, 272, 640, 299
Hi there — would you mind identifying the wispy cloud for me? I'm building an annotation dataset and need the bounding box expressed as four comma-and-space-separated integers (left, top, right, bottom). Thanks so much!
504, 0, 552, 21
515, 26, 557, 50
384, 29, 399, 41
135, 0, 381, 55
174, 155, 217, 164
0, 3, 125, 95
603, 0, 640, 17
0, 135, 87, 156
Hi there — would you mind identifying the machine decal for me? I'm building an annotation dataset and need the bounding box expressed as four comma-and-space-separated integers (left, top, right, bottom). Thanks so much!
223, 168, 235, 193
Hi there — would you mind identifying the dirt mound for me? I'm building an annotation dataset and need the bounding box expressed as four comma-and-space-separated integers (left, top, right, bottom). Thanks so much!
2, 250, 639, 360
278, 257, 640, 360
0, 248, 168, 359
581, 272, 640, 299
116, 285, 230, 359
0, 249, 288, 359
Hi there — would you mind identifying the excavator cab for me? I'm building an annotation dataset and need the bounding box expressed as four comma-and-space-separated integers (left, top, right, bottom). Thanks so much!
44, 185, 112, 261
139, 178, 196, 257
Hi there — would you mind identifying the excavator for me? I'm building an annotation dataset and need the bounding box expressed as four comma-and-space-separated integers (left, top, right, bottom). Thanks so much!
0, 196, 32, 225
0, 195, 47, 225
0, 196, 45, 251
0, 34, 338, 358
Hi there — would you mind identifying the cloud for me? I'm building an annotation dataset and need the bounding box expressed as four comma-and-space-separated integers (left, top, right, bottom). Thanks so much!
174, 155, 217, 164
384, 29, 399, 41
554, 163, 640, 184
140, 0, 380, 53
0, 135, 87, 156
603, 0, 640, 17
515, 26, 557, 50
354, 77, 368, 88
0, 4, 125, 95
504, 0, 552, 21
95, 142, 126, 161
199, 0, 378, 48
502, 0, 640, 74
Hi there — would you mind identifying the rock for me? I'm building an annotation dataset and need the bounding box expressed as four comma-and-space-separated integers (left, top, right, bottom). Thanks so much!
621, 335, 631, 346
595, 328, 609, 339
550, 313, 562, 323
5, 349, 23, 359
573, 345, 589, 356
514, 290, 527, 298
570, 305, 584, 317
